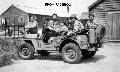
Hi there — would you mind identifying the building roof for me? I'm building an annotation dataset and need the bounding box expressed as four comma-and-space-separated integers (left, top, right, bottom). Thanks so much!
88, 0, 105, 11
0, 5, 53, 16
15, 5, 52, 15
0, 5, 70, 17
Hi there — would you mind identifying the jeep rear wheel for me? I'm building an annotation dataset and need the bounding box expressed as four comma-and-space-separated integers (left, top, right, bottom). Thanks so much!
17, 43, 35, 60
62, 43, 82, 64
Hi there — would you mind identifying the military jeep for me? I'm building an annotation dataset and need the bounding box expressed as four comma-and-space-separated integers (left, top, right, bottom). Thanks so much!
16, 19, 106, 64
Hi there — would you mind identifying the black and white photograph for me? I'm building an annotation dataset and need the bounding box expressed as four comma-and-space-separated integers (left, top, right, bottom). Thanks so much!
0, 0, 120, 72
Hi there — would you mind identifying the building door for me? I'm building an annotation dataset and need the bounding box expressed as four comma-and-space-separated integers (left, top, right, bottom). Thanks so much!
110, 13, 120, 40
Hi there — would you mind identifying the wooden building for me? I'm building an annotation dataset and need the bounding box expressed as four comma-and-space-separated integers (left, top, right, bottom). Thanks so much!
89, 0, 120, 41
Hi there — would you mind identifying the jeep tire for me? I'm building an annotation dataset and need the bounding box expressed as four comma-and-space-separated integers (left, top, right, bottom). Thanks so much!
17, 43, 35, 60
62, 43, 82, 64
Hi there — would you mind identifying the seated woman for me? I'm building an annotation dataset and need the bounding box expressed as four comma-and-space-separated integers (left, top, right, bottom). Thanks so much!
47, 22, 68, 43
26, 15, 38, 34
43, 14, 68, 43
20, 15, 38, 35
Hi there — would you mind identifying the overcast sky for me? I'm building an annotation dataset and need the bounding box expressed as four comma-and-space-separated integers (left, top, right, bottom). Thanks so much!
0, 0, 97, 17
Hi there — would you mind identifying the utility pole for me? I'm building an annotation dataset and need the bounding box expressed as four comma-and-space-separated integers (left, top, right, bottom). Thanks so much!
67, 6, 69, 13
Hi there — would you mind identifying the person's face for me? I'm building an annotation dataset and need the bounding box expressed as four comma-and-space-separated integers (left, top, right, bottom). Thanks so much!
9, 27, 13, 30
30, 17, 35, 22
68, 19, 71, 23
60, 23, 64, 26
53, 15, 57, 19
89, 15, 94, 21
71, 18, 76, 21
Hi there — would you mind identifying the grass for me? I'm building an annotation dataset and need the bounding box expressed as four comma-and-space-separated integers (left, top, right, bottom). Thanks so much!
0, 37, 16, 67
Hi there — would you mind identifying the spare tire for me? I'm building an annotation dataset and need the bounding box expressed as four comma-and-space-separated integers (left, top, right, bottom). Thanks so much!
96, 25, 106, 39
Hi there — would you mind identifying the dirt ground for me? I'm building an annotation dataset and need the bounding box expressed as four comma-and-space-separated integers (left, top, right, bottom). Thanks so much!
0, 42, 120, 72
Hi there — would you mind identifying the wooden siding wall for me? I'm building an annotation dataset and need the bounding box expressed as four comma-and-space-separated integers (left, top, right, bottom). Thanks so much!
89, 0, 120, 40
13, 7, 28, 26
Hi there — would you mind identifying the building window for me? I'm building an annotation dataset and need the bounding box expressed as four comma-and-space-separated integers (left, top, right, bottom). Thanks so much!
18, 16, 24, 22
1, 18, 5, 24
16, 14, 24, 22
6, 18, 10, 24
1, 18, 10, 25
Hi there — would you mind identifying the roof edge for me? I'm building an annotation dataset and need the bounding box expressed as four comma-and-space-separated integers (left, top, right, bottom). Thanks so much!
0, 4, 14, 16
88, 0, 105, 11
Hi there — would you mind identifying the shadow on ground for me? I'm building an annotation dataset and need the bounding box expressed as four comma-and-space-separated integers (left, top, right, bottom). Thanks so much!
33, 54, 106, 64
81, 55, 106, 64
34, 54, 63, 61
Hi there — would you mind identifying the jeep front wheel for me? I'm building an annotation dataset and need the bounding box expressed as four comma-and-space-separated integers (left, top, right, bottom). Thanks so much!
62, 43, 82, 64
17, 43, 35, 60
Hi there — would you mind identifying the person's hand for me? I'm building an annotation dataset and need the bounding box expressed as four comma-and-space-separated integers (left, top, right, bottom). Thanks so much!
25, 26, 28, 28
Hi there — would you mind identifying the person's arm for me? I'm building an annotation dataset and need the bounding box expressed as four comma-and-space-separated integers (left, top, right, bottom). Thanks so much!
85, 21, 90, 28
79, 21, 84, 29
25, 23, 30, 28
30, 21, 37, 28
93, 22, 98, 29
26, 21, 37, 28
61, 26, 68, 32
74, 20, 79, 31
54, 28, 61, 32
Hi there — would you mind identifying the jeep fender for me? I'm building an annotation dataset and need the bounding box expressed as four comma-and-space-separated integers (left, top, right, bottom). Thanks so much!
19, 39, 37, 50
59, 39, 79, 53
75, 35, 88, 49
59, 35, 88, 53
